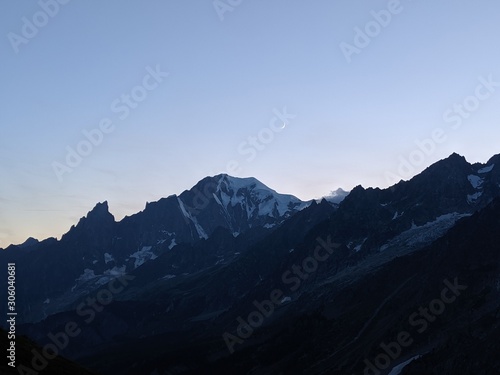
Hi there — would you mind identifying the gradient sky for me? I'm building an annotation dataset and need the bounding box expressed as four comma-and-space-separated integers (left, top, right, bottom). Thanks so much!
1, 0, 500, 248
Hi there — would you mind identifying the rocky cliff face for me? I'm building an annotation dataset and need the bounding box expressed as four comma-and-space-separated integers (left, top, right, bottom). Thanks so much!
2, 153, 500, 375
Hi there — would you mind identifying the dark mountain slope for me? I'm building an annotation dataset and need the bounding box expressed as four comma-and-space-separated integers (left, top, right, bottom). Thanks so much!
0, 328, 99, 375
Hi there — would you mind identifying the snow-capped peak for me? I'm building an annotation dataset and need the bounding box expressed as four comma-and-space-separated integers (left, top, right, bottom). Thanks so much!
214, 174, 309, 218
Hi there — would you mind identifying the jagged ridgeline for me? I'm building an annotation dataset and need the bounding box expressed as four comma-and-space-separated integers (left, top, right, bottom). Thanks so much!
1, 153, 500, 375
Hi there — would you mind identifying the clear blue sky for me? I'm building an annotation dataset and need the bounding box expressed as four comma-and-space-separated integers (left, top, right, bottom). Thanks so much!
1, 0, 500, 247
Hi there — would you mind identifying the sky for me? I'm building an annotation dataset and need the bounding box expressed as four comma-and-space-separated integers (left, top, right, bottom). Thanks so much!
1, 0, 500, 248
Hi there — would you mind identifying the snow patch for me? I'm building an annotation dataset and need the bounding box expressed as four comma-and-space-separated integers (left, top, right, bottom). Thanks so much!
467, 174, 483, 189
130, 246, 157, 268
177, 197, 208, 239
72, 269, 98, 290
354, 238, 367, 252
104, 265, 126, 276
168, 238, 177, 249
467, 191, 483, 203
392, 211, 404, 220
95, 265, 127, 286
212, 192, 223, 207
104, 252, 114, 264
478, 164, 494, 174
76, 269, 96, 283
412, 213, 467, 230
380, 212, 470, 252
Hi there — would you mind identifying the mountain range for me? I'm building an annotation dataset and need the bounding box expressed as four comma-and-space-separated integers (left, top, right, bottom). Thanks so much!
1, 153, 500, 375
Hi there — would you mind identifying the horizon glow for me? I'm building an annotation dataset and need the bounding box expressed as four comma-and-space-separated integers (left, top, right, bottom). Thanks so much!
1, 0, 500, 247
